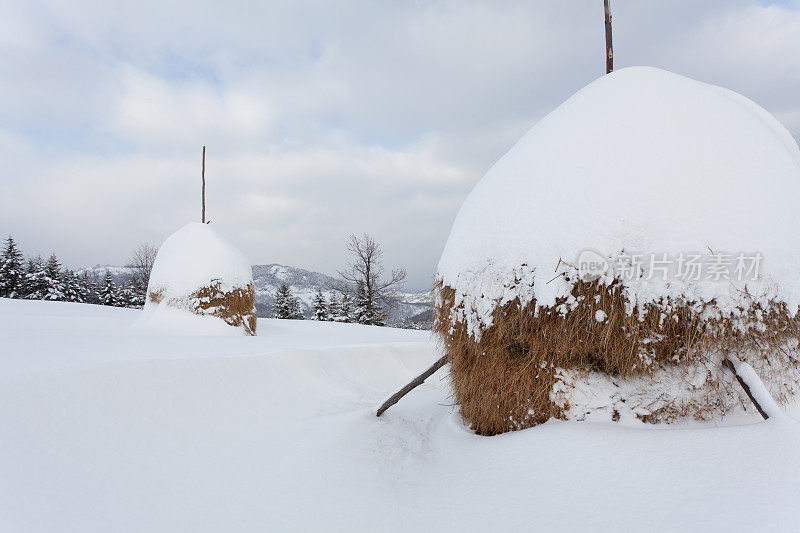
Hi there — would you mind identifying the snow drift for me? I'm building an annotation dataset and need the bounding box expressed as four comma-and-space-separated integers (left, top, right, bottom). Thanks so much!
435, 67, 800, 434
140, 222, 257, 335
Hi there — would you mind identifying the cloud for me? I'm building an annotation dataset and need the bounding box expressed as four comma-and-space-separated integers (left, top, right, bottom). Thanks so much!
1, 0, 799, 289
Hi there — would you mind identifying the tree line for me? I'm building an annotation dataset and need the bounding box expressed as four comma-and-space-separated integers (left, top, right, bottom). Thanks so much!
272, 233, 407, 326
0, 236, 156, 308
271, 284, 388, 325
2, 232, 410, 327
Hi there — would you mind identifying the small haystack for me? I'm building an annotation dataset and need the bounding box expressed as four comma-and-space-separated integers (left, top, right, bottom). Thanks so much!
435, 67, 800, 435
142, 222, 257, 335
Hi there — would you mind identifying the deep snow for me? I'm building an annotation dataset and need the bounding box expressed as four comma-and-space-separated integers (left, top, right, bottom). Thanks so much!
438, 67, 800, 336
146, 222, 253, 299
2, 298, 800, 532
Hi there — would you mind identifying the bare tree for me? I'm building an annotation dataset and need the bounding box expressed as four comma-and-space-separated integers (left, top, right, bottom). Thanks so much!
338, 234, 406, 325
128, 243, 158, 294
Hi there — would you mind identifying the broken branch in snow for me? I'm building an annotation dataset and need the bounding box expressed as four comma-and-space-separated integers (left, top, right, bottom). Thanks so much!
376, 355, 447, 417
723, 357, 769, 420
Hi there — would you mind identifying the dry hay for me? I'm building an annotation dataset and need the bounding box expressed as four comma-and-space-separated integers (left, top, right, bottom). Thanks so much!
148, 279, 257, 335
434, 278, 800, 435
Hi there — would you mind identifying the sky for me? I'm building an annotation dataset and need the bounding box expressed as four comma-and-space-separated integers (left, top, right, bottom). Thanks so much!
2, 0, 800, 290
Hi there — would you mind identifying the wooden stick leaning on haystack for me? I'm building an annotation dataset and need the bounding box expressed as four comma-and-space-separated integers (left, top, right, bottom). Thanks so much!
722, 352, 774, 421
376, 356, 447, 417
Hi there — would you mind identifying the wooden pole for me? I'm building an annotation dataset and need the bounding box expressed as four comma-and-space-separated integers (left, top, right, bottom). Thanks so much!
201, 146, 206, 223
376, 355, 447, 416
604, 0, 613, 74
723, 358, 768, 420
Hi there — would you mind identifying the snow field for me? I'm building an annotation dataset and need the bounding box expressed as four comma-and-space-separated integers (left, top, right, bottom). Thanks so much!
1, 298, 800, 531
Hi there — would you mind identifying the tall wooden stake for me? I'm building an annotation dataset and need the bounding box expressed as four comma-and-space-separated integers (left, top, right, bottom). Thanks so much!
604, 0, 613, 74
201, 145, 206, 223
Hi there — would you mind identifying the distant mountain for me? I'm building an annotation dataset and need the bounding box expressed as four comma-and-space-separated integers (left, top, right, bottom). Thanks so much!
251, 264, 432, 325
251, 264, 340, 318
75, 265, 136, 285
77, 263, 432, 326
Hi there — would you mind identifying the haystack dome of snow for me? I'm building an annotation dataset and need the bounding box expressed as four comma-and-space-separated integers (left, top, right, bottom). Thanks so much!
140, 222, 257, 335
438, 67, 800, 323
146, 222, 253, 301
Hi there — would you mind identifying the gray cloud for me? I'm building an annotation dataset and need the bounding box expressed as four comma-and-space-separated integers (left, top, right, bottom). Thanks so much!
1, 0, 799, 289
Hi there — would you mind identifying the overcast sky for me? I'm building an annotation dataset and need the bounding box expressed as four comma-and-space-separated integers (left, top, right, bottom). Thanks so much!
2, 0, 800, 290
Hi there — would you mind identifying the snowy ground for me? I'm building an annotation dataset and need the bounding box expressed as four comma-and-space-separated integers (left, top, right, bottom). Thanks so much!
1, 298, 800, 532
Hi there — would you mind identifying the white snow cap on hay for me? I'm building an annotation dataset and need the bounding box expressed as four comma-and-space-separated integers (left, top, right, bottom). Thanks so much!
147, 222, 252, 298
138, 222, 254, 334
438, 67, 800, 335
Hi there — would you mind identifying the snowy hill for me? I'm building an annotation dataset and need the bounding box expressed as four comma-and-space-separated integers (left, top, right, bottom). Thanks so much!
2, 298, 800, 531
251, 263, 340, 317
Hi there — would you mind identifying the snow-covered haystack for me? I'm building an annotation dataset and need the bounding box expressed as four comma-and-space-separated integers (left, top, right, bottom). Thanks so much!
142, 223, 257, 335
434, 67, 800, 435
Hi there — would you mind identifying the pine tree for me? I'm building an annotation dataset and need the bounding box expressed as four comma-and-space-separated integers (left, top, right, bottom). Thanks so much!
23, 256, 48, 299
353, 280, 383, 325
272, 283, 294, 319
42, 253, 65, 301
288, 293, 304, 320
127, 280, 145, 308
271, 283, 303, 320
62, 270, 84, 303
117, 284, 132, 307
311, 289, 328, 321
129, 274, 148, 307
79, 272, 99, 304
0, 236, 25, 298
327, 293, 341, 321
99, 271, 117, 306
117, 281, 143, 308
339, 292, 354, 323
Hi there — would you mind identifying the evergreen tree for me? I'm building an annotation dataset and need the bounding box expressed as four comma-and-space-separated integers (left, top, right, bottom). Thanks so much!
272, 283, 303, 320
327, 293, 341, 321
272, 283, 295, 319
117, 281, 143, 308
79, 272, 99, 304
129, 274, 148, 307
23, 256, 48, 299
339, 292, 354, 323
127, 280, 146, 308
0, 236, 25, 298
117, 284, 132, 308
42, 253, 65, 301
62, 270, 84, 303
99, 271, 117, 306
353, 280, 383, 325
311, 289, 328, 321
288, 293, 303, 320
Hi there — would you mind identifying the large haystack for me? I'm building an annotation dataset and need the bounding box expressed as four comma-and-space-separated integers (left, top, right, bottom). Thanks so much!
141, 222, 257, 335
435, 67, 800, 435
